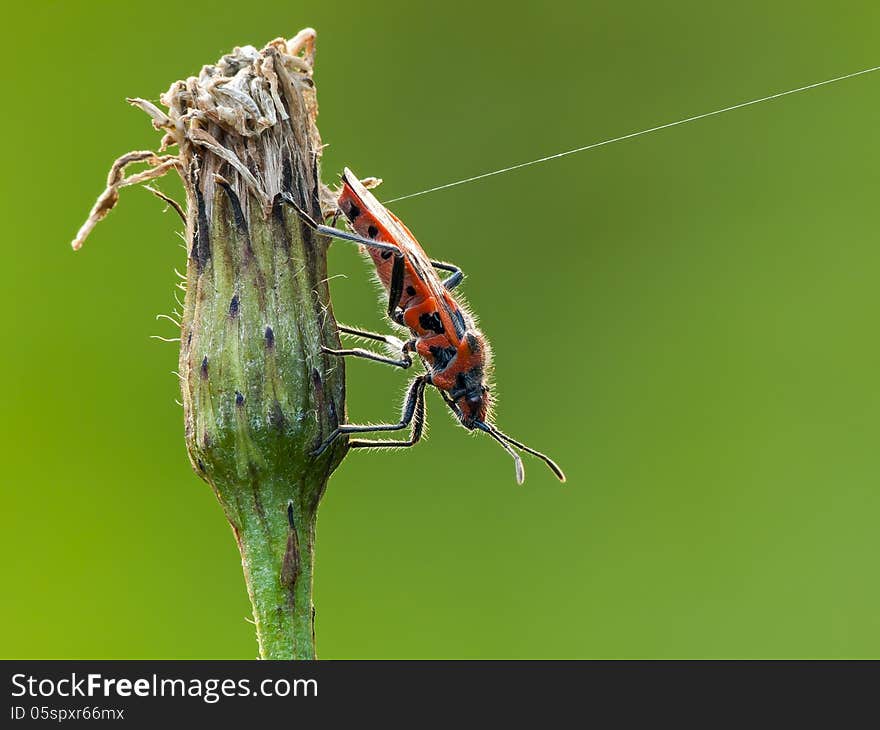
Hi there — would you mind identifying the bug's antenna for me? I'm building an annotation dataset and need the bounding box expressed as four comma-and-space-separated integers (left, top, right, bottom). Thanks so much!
478, 422, 566, 483
477, 423, 525, 484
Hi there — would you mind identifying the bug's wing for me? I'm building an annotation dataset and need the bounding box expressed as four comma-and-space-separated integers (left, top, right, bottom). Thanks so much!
342, 168, 467, 341
342, 170, 431, 265
385, 209, 468, 340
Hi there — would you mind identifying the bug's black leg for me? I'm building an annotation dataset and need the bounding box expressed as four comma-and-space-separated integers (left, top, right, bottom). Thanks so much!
349, 381, 427, 450
324, 325, 414, 368
281, 193, 401, 256
282, 192, 407, 318
322, 346, 412, 369
313, 375, 428, 456
430, 259, 464, 290
337, 324, 404, 344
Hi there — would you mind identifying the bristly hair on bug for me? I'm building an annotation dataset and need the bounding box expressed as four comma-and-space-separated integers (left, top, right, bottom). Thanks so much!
291, 167, 565, 485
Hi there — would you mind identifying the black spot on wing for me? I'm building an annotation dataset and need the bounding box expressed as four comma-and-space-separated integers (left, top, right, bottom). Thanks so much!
381, 250, 393, 259
406, 285, 417, 296
368, 225, 379, 238
419, 311, 444, 334
347, 202, 361, 219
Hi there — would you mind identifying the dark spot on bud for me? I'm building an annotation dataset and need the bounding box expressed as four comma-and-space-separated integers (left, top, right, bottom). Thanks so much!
368, 225, 378, 238
311, 368, 326, 432
197, 459, 205, 472
265, 326, 275, 349
193, 185, 211, 271
406, 285, 417, 296
281, 511, 300, 588
229, 294, 240, 317
271, 200, 292, 254
281, 156, 293, 194
200, 356, 209, 378
269, 401, 285, 430
235, 390, 244, 407
218, 180, 249, 235
187, 331, 192, 346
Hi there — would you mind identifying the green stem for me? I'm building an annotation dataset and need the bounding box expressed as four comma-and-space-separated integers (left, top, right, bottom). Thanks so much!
218, 476, 320, 659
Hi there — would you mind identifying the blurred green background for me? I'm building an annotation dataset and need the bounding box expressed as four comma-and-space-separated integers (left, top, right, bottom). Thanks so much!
3, 0, 879, 658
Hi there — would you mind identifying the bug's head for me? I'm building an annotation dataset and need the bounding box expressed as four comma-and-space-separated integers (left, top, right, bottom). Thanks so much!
448, 367, 492, 429
456, 384, 492, 429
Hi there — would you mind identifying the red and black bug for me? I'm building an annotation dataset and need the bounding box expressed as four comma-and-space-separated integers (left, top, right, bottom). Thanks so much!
286, 168, 564, 484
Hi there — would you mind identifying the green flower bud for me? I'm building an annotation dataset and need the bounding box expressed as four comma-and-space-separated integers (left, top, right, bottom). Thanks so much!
73, 29, 347, 659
